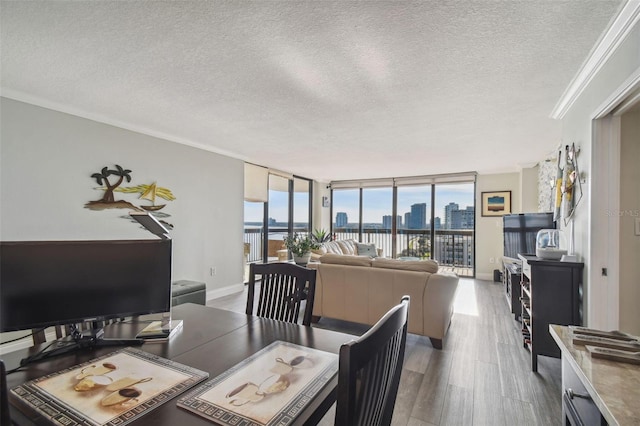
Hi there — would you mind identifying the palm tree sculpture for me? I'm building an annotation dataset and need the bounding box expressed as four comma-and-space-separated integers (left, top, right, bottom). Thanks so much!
91, 165, 132, 203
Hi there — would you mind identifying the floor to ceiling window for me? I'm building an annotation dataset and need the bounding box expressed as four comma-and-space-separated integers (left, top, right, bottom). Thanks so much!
330, 174, 476, 277
396, 184, 432, 259
293, 177, 310, 235
268, 174, 290, 260
331, 188, 359, 238
243, 164, 313, 269
244, 200, 264, 265
362, 187, 393, 256
433, 183, 475, 275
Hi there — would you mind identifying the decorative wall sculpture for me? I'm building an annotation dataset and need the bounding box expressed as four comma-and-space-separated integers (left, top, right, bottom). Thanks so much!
85, 164, 176, 228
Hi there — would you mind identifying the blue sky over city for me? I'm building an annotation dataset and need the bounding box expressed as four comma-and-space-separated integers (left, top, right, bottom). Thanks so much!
245, 183, 474, 225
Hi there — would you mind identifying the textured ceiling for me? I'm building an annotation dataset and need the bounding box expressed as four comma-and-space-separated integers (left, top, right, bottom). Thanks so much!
0, 1, 623, 182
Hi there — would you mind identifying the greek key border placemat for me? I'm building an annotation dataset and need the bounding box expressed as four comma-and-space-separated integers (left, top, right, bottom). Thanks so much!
177, 341, 338, 426
10, 347, 209, 426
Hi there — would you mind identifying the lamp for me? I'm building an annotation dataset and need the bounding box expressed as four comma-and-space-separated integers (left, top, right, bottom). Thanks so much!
129, 211, 171, 240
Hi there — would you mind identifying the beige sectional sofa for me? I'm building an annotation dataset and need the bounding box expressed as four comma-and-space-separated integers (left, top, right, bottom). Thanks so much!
310, 253, 459, 349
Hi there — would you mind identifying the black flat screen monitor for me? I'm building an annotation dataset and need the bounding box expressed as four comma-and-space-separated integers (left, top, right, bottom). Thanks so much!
503, 213, 555, 261
0, 239, 172, 333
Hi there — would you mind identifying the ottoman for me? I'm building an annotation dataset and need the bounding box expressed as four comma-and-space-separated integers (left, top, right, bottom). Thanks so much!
171, 280, 206, 306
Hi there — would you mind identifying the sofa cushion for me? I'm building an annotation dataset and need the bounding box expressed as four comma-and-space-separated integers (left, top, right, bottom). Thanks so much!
336, 239, 358, 255
319, 253, 373, 267
356, 242, 378, 258
372, 257, 438, 273
322, 241, 344, 255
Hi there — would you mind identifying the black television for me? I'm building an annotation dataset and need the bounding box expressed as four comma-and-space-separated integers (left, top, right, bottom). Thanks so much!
503, 213, 555, 262
0, 239, 172, 333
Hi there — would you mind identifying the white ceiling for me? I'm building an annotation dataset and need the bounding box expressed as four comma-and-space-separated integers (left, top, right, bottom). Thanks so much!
0, 1, 623, 182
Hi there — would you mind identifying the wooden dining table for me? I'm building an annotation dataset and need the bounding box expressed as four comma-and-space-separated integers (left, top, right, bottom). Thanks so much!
3, 303, 357, 425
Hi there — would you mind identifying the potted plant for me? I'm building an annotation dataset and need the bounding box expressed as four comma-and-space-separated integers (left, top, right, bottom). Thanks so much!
283, 233, 319, 266
310, 228, 333, 245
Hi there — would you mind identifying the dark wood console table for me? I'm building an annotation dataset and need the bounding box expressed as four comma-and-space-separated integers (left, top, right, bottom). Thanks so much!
3, 303, 356, 425
518, 254, 583, 372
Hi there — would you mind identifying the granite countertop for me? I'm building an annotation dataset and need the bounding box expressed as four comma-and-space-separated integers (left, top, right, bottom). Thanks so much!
549, 325, 640, 425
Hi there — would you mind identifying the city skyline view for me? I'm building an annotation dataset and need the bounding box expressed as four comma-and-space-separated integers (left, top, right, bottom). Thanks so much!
245, 183, 474, 228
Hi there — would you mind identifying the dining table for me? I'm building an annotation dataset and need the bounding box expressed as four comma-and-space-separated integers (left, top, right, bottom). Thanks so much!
3, 303, 357, 425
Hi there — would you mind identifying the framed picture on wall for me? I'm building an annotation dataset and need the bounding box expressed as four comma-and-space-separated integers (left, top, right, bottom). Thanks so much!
481, 191, 512, 217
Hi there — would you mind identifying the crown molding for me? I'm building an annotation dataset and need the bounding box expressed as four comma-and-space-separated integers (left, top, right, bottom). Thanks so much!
550, 1, 640, 119
517, 162, 540, 170
0, 89, 248, 162
592, 66, 640, 118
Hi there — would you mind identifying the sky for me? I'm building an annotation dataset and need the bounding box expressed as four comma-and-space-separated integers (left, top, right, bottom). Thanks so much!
333, 183, 475, 223
245, 183, 475, 225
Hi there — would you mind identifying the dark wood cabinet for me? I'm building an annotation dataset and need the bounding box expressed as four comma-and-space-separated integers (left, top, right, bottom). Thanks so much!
518, 254, 583, 372
503, 262, 522, 321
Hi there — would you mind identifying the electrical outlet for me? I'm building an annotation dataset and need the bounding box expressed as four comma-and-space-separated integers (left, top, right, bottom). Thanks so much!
489, 257, 495, 264
210, 267, 217, 276
636, 218, 640, 236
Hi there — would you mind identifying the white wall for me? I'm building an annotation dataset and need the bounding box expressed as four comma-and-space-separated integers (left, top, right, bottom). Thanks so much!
475, 172, 520, 280
559, 21, 640, 329
1, 98, 245, 300
312, 181, 331, 232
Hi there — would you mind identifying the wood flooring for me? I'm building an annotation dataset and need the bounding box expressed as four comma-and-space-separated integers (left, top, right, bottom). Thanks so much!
207, 278, 562, 426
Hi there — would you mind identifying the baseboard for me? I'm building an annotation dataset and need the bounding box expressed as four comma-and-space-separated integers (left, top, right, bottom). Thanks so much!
206, 283, 244, 301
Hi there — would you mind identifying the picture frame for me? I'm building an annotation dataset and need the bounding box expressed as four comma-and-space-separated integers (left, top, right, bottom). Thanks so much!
481, 191, 512, 217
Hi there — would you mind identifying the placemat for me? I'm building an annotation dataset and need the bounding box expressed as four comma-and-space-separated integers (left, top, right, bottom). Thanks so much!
177, 341, 338, 426
11, 347, 209, 426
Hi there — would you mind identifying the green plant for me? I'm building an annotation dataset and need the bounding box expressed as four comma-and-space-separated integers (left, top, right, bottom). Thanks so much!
283, 233, 320, 257
310, 228, 333, 244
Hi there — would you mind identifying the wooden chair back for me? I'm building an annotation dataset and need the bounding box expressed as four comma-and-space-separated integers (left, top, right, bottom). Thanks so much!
31, 325, 69, 345
31, 319, 123, 345
246, 262, 317, 326
335, 295, 410, 426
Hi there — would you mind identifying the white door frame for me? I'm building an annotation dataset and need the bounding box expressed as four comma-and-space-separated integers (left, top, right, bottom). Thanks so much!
589, 67, 640, 330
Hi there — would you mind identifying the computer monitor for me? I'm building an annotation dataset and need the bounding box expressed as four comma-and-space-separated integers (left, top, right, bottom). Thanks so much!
0, 239, 172, 333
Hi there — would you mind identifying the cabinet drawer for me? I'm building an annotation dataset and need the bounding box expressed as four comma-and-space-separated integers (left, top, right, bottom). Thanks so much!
562, 357, 607, 425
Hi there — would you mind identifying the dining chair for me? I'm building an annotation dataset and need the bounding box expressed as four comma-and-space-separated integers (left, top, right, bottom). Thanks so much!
246, 262, 317, 326
335, 295, 410, 426
31, 325, 69, 345
31, 318, 124, 346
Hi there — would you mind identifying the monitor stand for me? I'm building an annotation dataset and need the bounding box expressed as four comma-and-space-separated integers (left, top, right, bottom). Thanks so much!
19, 324, 144, 368
135, 313, 183, 340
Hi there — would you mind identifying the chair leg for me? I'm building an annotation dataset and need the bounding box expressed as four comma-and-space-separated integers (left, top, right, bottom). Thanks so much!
429, 337, 443, 350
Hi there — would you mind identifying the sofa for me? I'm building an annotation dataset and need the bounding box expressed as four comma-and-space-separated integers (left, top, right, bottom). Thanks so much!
310, 254, 459, 349
310, 239, 383, 260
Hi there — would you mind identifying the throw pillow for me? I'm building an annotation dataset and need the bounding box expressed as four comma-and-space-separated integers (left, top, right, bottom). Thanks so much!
356, 243, 378, 258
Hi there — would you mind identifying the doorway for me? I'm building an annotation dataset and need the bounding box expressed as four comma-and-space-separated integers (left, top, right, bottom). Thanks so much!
591, 81, 640, 334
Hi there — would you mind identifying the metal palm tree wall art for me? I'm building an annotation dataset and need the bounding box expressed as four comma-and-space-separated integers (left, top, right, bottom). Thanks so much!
84, 164, 176, 228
